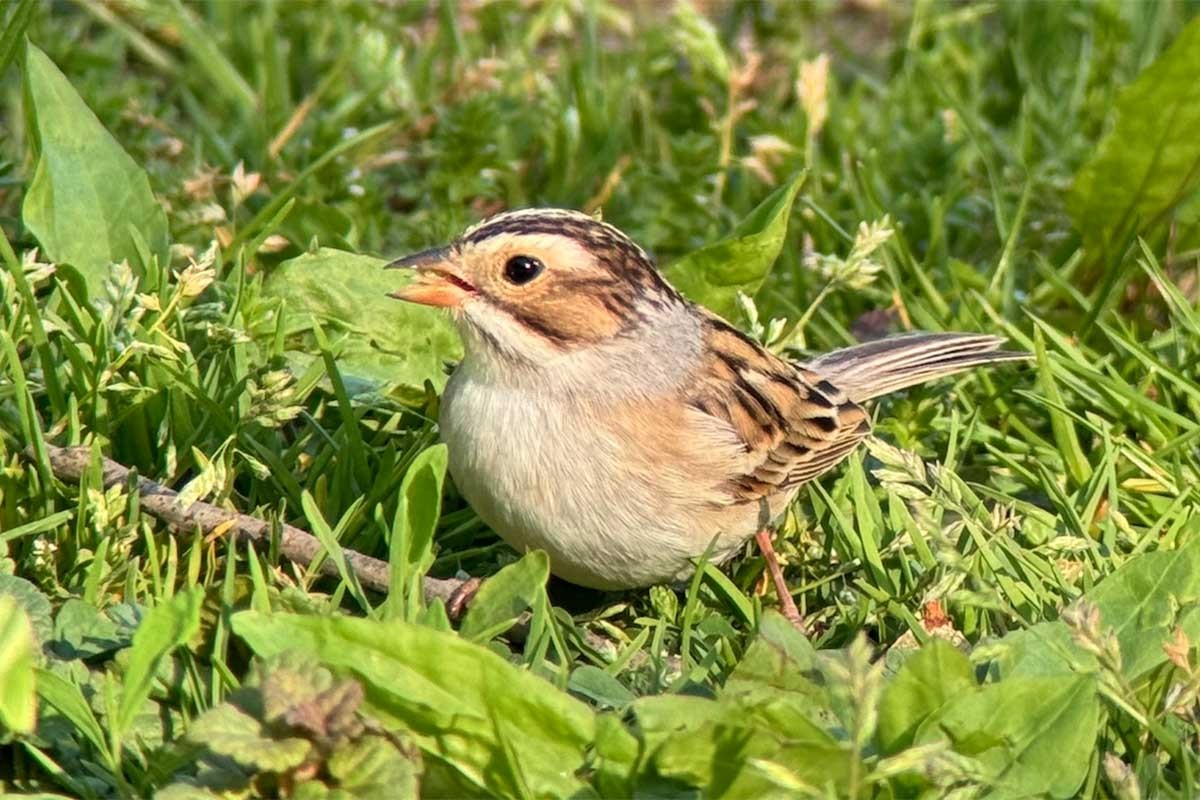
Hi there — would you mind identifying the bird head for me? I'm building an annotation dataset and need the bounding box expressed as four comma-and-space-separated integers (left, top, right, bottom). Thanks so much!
388, 209, 686, 368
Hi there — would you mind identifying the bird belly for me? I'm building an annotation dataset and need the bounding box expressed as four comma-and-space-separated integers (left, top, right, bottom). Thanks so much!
439, 374, 746, 589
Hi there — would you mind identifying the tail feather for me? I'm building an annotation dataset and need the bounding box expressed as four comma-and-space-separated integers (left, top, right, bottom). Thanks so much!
801, 332, 1029, 403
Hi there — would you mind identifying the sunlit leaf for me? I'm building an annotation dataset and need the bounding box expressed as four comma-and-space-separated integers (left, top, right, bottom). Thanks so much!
459, 550, 549, 642
1083, 534, 1200, 679
187, 703, 313, 773
665, 172, 805, 319
0, 573, 52, 649
633, 694, 850, 797
0, 596, 36, 733
1068, 17, 1200, 259
973, 621, 1093, 680
21, 42, 169, 295
914, 674, 1099, 799
568, 665, 636, 709
386, 444, 449, 623
723, 612, 828, 710
116, 587, 203, 738
877, 639, 974, 754
978, 538, 1200, 681
49, 598, 126, 660
264, 248, 462, 400
326, 735, 423, 800
232, 611, 618, 798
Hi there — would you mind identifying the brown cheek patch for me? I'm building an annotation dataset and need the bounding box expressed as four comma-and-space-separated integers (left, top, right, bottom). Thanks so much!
494, 293, 623, 346
468, 227, 675, 347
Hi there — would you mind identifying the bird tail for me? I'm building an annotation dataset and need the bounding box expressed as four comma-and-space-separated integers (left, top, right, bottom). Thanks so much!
801, 332, 1029, 404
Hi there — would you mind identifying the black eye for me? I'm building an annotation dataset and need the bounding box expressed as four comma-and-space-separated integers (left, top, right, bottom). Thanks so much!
504, 255, 544, 285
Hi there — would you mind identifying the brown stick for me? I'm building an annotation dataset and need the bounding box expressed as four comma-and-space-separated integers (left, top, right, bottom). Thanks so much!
33, 446, 627, 652
33, 445, 466, 604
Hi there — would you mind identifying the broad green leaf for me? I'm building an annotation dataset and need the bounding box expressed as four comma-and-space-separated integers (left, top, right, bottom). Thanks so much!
21, 42, 169, 295
716, 615, 841, 749
723, 612, 825, 703
1068, 17, 1200, 259
459, 550, 549, 642
915, 675, 1099, 799
973, 621, 1094, 680
568, 665, 636, 709
264, 248, 462, 400
1083, 534, 1200, 679
633, 694, 850, 797
255, 653, 340, 724
665, 172, 805, 319
0, 596, 36, 733
633, 619, 852, 795
386, 444, 449, 622
592, 712, 641, 798
877, 639, 974, 754
49, 598, 125, 661
116, 586, 203, 738
232, 611, 619, 799
0, 573, 52, 650
166, 653, 419, 797
1176, 189, 1200, 253
980, 538, 1200, 682
326, 735, 423, 800
187, 702, 313, 772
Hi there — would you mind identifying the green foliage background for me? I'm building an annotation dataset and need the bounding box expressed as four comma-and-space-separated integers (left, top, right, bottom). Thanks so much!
2, 1, 1200, 797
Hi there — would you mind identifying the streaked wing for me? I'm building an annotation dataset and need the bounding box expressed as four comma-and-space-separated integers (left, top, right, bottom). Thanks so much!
683, 316, 872, 507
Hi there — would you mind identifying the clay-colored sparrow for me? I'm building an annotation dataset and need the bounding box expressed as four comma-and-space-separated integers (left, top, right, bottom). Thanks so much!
388, 209, 1025, 619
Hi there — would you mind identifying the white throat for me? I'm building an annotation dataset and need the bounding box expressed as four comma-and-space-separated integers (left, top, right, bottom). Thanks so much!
455, 296, 703, 402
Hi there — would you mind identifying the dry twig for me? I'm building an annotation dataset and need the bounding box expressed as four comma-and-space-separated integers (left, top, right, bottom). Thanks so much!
34, 444, 467, 604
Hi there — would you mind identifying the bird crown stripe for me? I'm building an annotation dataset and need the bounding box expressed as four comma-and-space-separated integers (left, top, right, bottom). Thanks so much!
460, 209, 652, 261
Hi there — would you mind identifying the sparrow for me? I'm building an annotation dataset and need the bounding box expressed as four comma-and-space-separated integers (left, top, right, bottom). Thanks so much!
387, 208, 1026, 620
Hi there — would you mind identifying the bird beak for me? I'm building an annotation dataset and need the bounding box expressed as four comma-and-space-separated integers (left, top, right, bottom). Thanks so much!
386, 246, 474, 308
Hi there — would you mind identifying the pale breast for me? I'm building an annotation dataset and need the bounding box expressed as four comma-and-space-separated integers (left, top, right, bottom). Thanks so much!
438, 369, 761, 588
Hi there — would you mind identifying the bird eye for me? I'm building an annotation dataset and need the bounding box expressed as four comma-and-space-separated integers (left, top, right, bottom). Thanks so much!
503, 255, 544, 285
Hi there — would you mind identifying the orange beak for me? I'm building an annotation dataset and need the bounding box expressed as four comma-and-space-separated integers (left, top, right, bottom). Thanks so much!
386, 247, 474, 308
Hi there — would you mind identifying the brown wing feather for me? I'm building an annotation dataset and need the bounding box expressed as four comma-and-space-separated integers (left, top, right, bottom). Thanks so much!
685, 317, 872, 507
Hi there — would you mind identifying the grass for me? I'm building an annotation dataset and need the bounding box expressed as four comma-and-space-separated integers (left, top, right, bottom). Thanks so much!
2, 0, 1200, 797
